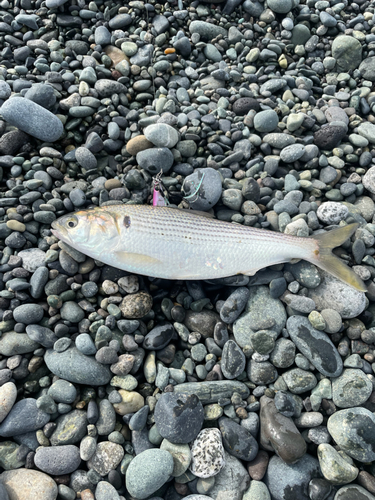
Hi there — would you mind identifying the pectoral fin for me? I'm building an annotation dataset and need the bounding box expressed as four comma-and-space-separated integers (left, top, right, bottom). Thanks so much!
114, 251, 162, 268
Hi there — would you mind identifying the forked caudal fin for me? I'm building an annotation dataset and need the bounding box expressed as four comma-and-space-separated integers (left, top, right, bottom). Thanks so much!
307, 223, 367, 292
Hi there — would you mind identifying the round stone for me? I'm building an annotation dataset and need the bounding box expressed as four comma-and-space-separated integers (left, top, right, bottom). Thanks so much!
267, 0, 292, 14
160, 439, 191, 477
232, 97, 260, 116
125, 448, 174, 499
253, 110, 279, 133
332, 369, 372, 408
154, 392, 204, 444
182, 168, 222, 211
327, 408, 375, 462
316, 202, 348, 225
120, 292, 153, 318
332, 35, 362, 72
0, 382, 17, 424
13, 303, 44, 324
144, 123, 179, 148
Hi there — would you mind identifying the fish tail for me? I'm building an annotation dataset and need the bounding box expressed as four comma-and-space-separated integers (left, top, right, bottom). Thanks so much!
307, 223, 367, 292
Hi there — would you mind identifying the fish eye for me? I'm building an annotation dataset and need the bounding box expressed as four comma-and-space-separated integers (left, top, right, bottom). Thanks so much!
67, 216, 78, 229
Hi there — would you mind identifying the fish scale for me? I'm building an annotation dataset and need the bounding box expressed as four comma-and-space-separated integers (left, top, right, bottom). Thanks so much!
51, 205, 367, 291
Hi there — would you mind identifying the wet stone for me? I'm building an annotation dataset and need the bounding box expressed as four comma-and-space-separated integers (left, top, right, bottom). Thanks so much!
260, 396, 306, 464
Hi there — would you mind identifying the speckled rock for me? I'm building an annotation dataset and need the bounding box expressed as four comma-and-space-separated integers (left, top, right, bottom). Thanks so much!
190, 428, 225, 478
87, 441, 124, 476
34, 445, 81, 475
306, 273, 366, 319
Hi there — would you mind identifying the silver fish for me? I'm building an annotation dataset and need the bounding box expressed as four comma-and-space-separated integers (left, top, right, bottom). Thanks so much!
51, 204, 366, 291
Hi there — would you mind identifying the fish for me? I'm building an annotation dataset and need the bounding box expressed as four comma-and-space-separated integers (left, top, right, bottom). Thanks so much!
51, 204, 367, 292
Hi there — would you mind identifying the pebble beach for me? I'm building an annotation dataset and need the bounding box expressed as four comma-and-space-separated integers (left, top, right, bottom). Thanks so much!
1, 0, 375, 499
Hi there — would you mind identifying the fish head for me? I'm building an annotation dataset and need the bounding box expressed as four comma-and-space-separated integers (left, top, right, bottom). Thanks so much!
51, 207, 121, 256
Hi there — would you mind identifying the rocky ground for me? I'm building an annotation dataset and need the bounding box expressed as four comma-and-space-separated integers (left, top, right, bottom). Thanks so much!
1, 0, 375, 499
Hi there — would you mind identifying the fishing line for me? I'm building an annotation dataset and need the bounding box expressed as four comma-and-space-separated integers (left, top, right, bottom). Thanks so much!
183, 172, 205, 202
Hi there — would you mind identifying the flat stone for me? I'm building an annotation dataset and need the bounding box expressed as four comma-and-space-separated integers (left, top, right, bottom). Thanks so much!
286, 316, 343, 377
44, 347, 111, 386
0, 398, 49, 437
1, 97, 63, 142
174, 381, 250, 404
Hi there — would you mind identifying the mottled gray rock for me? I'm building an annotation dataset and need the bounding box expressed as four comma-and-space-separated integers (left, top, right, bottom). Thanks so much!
332, 369, 373, 408
286, 316, 343, 377
327, 408, 375, 462
87, 441, 124, 476
233, 286, 286, 348
264, 454, 320, 500
50, 410, 87, 446
154, 392, 204, 444
219, 417, 258, 462
208, 451, 249, 500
